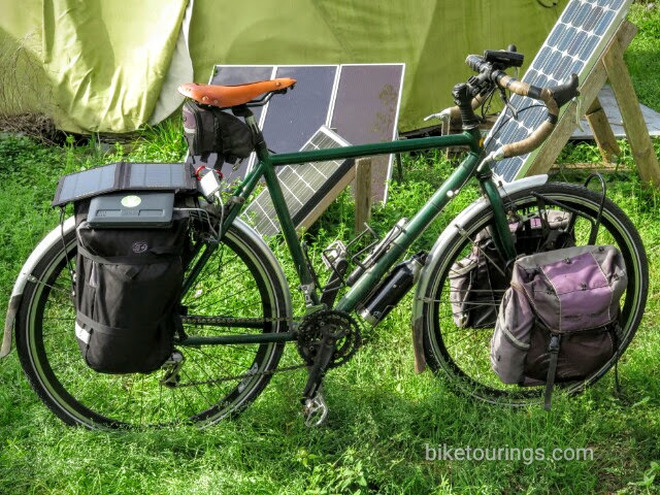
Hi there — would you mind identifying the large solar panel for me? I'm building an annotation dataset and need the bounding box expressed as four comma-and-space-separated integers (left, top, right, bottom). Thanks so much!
264, 66, 338, 154
485, 0, 632, 181
241, 126, 353, 236
205, 64, 405, 202
330, 65, 405, 207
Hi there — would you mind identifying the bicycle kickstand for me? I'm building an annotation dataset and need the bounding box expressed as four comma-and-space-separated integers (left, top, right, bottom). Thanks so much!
301, 333, 337, 427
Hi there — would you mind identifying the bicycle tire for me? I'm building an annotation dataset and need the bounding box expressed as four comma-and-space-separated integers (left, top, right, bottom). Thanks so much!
419, 182, 648, 405
16, 220, 291, 428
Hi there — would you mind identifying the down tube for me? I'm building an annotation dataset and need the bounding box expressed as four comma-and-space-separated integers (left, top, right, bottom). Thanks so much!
335, 152, 482, 313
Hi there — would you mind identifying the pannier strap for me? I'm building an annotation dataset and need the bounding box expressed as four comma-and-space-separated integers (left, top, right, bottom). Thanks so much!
178, 78, 296, 108
76, 311, 170, 336
544, 334, 561, 411
76, 313, 125, 336
77, 245, 178, 265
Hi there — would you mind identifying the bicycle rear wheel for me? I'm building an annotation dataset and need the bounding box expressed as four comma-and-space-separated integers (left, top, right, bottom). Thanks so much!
16, 220, 291, 428
419, 182, 648, 404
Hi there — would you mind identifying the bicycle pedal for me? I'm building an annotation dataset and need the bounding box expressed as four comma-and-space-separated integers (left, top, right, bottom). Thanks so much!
160, 350, 185, 388
303, 392, 328, 427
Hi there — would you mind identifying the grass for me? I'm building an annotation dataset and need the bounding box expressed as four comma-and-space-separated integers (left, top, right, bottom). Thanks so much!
3, 138, 660, 495
627, 2, 660, 112
1, 4, 660, 494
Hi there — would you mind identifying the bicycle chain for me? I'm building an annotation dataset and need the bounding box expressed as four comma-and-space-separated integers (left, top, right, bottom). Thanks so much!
181, 315, 296, 326
26, 277, 360, 389
175, 312, 368, 388
175, 315, 304, 387
172, 363, 309, 388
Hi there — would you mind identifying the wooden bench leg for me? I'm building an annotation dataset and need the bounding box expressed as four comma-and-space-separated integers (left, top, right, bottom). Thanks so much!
355, 158, 373, 234
603, 35, 660, 186
586, 97, 622, 165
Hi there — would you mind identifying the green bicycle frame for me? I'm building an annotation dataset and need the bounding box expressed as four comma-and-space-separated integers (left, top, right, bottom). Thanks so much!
183, 113, 517, 346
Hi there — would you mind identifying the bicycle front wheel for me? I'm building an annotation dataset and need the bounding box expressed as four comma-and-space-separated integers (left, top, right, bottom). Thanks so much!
16, 220, 291, 428
419, 182, 648, 405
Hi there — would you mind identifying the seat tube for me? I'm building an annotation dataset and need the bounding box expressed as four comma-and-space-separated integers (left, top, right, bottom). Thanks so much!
253, 138, 319, 307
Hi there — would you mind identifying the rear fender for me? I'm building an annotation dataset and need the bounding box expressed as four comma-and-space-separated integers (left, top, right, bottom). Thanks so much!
2, 217, 76, 358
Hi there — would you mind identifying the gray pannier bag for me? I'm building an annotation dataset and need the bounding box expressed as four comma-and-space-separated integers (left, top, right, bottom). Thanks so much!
491, 245, 627, 409
449, 210, 575, 329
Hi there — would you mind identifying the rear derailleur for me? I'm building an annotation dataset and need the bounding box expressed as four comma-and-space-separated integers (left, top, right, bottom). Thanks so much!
297, 309, 361, 426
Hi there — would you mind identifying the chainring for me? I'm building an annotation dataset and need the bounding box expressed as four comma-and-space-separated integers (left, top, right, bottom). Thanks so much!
296, 310, 362, 369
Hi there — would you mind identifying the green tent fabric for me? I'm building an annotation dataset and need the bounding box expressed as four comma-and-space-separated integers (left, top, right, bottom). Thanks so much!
0, 0, 188, 133
41, 0, 188, 132
0, 0, 568, 134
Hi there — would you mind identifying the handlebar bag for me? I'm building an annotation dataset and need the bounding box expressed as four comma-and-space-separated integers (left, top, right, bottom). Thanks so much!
73, 205, 189, 374
491, 245, 627, 407
182, 100, 255, 166
449, 210, 574, 329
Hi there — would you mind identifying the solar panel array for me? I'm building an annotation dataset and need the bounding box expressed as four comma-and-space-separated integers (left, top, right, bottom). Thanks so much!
201, 64, 404, 203
241, 126, 353, 236
485, 0, 632, 181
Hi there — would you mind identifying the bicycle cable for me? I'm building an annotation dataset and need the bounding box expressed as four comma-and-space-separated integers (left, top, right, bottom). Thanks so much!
487, 102, 548, 146
175, 362, 309, 388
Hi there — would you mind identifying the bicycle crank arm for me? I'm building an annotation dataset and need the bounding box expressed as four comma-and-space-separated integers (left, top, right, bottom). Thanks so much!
301, 333, 337, 425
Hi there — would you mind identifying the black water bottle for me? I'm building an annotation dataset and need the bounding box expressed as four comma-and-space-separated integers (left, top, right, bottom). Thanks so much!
358, 251, 427, 326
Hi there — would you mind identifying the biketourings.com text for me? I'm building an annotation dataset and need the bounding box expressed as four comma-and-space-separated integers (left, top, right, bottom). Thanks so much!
425, 444, 594, 465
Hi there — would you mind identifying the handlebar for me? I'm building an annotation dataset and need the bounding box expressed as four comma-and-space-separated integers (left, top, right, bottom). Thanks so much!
432, 50, 580, 163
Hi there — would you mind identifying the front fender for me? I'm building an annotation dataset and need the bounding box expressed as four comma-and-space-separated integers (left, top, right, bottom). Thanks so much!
410, 174, 549, 373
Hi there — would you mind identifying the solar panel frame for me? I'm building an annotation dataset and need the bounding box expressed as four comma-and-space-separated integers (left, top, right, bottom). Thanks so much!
484, 0, 633, 181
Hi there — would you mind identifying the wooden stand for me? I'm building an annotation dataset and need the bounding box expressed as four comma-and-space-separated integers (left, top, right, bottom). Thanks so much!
526, 20, 660, 187
354, 158, 373, 234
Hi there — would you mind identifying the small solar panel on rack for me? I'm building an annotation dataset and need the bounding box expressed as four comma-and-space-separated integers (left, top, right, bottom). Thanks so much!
484, 0, 632, 181
241, 127, 353, 236
52, 163, 197, 206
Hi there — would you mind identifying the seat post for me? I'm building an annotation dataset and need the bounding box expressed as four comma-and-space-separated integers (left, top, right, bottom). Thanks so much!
232, 104, 269, 160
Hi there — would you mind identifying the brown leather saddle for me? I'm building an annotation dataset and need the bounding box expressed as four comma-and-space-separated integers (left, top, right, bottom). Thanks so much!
178, 78, 296, 108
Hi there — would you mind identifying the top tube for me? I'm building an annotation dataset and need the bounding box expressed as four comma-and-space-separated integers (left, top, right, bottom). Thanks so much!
269, 131, 482, 167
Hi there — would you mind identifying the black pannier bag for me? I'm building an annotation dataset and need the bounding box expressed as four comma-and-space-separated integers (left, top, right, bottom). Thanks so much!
449, 210, 575, 329
182, 100, 255, 165
73, 202, 189, 374
491, 245, 627, 409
